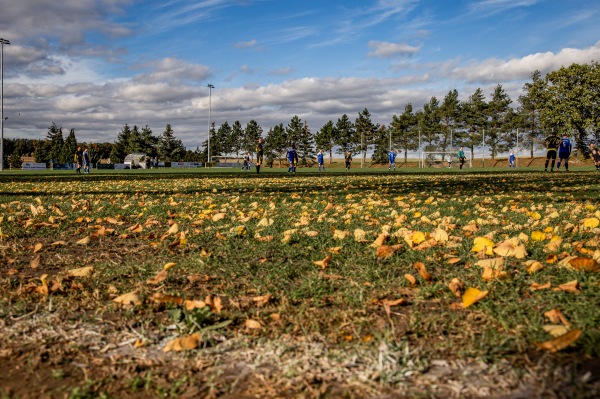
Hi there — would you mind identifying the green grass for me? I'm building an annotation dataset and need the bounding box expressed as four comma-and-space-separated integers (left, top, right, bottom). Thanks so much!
0, 169, 599, 398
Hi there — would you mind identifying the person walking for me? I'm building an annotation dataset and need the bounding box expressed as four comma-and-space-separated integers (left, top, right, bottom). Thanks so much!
345, 150, 352, 172
255, 138, 264, 174
457, 147, 466, 171
74, 146, 83, 174
82, 147, 91, 173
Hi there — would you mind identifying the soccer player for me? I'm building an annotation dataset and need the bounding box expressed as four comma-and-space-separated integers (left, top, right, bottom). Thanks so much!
590, 143, 600, 171
345, 150, 352, 172
74, 146, 82, 174
457, 147, 466, 171
508, 150, 515, 168
556, 133, 572, 172
317, 149, 325, 171
544, 132, 560, 172
255, 138, 264, 174
82, 147, 91, 173
445, 154, 452, 168
388, 148, 397, 171
286, 145, 298, 173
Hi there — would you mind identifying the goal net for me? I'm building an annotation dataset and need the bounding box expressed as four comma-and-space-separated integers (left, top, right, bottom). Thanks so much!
420, 151, 472, 168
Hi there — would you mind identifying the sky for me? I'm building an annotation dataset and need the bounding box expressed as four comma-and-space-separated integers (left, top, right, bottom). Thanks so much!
1, 0, 600, 148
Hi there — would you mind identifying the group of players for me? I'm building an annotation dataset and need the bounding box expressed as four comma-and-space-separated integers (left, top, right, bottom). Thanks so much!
249, 135, 600, 174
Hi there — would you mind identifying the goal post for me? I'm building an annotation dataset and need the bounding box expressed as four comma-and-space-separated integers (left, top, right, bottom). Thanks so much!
420, 151, 472, 168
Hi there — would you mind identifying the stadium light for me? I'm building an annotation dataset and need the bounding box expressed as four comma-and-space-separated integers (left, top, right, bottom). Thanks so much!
0, 38, 10, 172
207, 84, 214, 165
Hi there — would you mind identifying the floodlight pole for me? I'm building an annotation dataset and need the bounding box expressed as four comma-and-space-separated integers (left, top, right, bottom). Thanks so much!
482, 129, 485, 168
516, 129, 519, 168
207, 84, 214, 166
0, 38, 10, 172
418, 129, 421, 168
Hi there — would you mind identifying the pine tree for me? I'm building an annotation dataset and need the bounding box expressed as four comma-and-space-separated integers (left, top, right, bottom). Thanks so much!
110, 124, 132, 163
215, 121, 233, 156
334, 114, 356, 155
355, 108, 378, 167
390, 103, 419, 163
440, 90, 460, 150
157, 124, 186, 162
315, 120, 336, 165
231, 121, 244, 161
264, 123, 287, 166
460, 89, 488, 157
46, 122, 64, 163
285, 116, 303, 147
297, 120, 315, 166
486, 84, 513, 159
128, 125, 143, 153
34, 139, 50, 164
140, 125, 158, 157
518, 70, 545, 157
242, 120, 262, 155
371, 125, 389, 164
62, 129, 78, 164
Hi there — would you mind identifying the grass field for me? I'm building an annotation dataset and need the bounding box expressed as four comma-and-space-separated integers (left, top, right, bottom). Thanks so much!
0, 169, 599, 398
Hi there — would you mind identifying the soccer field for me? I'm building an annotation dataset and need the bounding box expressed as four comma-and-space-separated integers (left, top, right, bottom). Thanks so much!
0, 170, 599, 398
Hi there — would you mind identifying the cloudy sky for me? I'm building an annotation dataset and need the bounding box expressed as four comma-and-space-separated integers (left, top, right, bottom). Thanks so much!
1, 0, 599, 147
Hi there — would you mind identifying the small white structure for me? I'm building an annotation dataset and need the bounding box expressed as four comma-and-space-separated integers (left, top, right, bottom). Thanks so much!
124, 153, 147, 169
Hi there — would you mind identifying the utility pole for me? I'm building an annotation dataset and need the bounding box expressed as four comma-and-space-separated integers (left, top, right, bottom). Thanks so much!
207, 84, 214, 166
0, 38, 10, 172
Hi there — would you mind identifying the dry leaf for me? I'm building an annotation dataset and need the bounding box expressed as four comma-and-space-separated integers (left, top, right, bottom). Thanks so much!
146, 269, 168, 285
76, 236, 91, 245
167, 223, 179, 235
245, 319, 262, 329
212, 213, 226, 222
447, 278, 464, 297
113, 291, 143, 307
252, 294, 272, 307
376, 244, 402, 259
531, 230, 545, 241
163, 332, 202, 352
493, 240, 527, 258
33, 243, 43, 253
471, 237, 494, 256
525, 260, 544, 273
582, 217, 599, 228
544, 308, 572, 327
404, 274, 417, 286
543, 325, 569, 337
432, 228, 449, 243
447, 257, 461, 265
354, 228, 367, 242
534, 329, 582, 353
313, 254, 332, 269
163, 262, 177, 270
413, 262, 432, 281
462, 287, 489, 308
184, 299, 206, 310
30, 255, 41, 269
567, 257, 599, 272
553, 280, 580, 294
329, 246, 342, 254
333, 229, 348, 240
67, 266, 94, 277
530, 282, 551, 291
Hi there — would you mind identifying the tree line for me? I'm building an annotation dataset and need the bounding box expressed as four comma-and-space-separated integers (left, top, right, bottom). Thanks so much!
2, 62, 599, 169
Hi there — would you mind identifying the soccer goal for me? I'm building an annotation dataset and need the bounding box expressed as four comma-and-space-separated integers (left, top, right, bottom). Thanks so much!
420, 151, 472, 168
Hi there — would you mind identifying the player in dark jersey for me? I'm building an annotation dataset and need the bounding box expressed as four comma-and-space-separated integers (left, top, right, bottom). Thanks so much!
255, 138, 264, 174
544, 133, 560, 172
590, 143, 600, 171
556, 133, 572, 172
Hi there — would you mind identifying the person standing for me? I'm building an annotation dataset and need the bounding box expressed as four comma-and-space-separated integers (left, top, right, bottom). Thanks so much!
74, 146, 83, 174
445, 154, 452, 168
345, 150, 352, 172
544, 131, 560, 172
388, 148, 397, 171
82, 147, 91, 174
590, 143, 600, 171
457, 147, 466, 171
508, 150, 516, 168
556, 133, 572, 172
286, 145, 298, 173
255, 138, 264, 174
317, 149, 325, 172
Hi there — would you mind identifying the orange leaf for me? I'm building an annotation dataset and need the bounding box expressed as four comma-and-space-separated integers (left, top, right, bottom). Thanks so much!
553, 280, 580, 294
544, 308, 572, 328
413, 262, 432, 281
152, 293, 184, 305
163, 332, 202, 352
567, 257, 599, 272
146, 269, 168, 285
215, 232, 227, 240
530, 282, 551, 291
534, 329, 582, 353
404, 274, 416, 286
184, 299, 206, 310
313, 254, 332, 269
376, 244, 402, 259
245, 319, 262, 329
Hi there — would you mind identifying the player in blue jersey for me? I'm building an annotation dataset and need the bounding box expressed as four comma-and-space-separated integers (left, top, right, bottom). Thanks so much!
388, 148, 397, 171
508, 150, 515, 168
556, 133, 572, 172
286, 145, 298, 173
317, 149, 325, 171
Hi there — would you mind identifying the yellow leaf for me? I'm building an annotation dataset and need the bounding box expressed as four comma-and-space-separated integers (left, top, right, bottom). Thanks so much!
184, 299, 206, 311
163, 262, 177, 270
354, 228, 367, 242
163, 332, 202, 352
371, 232, 389, 248
212, 213, 226, 222
167, 223, 179, 235
113, 291, 143, 307
245, 319, 262, 329
333, 229, 348, 240
543, 325, 569, 337
471, 237, 494, 256
462, 287, 489, 308
76, 236, 91, 245
583, 217, 599, 229
411, 231, 426, 245
67, 266, 94, 277
525, 260, 544, 273
530, 212, 542, 220
404, 274, 416, 286
431, 228, 448, 243
544, 236, 563, 252
493, 240, 527, 258
534, 329, 582, 353
531, 230, 545, 241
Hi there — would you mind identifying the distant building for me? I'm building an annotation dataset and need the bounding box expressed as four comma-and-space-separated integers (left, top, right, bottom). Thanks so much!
124, 153, 147, 169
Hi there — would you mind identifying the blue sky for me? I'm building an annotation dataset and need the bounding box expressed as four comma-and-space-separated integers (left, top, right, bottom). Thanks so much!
1, 0, 600, 147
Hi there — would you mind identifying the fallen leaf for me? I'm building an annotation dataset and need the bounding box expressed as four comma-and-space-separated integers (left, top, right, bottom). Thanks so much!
252, 294, 272, 307
566, 257, 599, 272
462, 287, 489, 308
30, 255, 41, 269
404, 274, 416, 286
33, 243, 43, 253
471, 237, 494, 256
414, 261, 432, 281
329, 246, 342, 254
376, 244, 402, 259
332, 229, 348, 240
184, 299, 206, 310
113, 291, 143, 307
583, 217, 599, 229
447, 278, 464, 297
543, 325, 569, 337
76, 236, 91, 245
67, 266, 94, 277
146, 269, 168, 285
163, 332, 202, 352
530, 282, 551, 291
531, 230, 545, 241
163, 262, 177, 270
493, 240, 527, 258
534, 329, 582, 353
544, 308, 572, 327
447, 257, 461, 265
167, 223, 179, 235
553, 280, 580, 294
525, 260, 544, 274
313, 254, 332, 269
245, 319, 262, 329
432, 228, 449, 243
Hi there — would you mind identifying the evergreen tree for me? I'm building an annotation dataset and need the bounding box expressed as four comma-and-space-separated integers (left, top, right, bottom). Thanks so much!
439, 90, 460, 150
140, 125, 158, 157
355, 108, 378, 167
110, 124, 132, 163
518, 70, 545, 157
34, 139, 50, 164
231, 121, 244, 161
128, 125, 143, 153
215, 121, 233, 156
264, 123, 287, 166
242, 120, 263, 155
46, 122, 65, 163
371, 124, 389, 164
334, 114, 356, 155
297, 120, 315, 166
486, 84, 513, 159
285, 116, 303, 147
315, 120, 336, 165
460, 88, 488, 156
62, 129, 78, 163
390, 103, 419, 163
157, 124, 186, 162
418, 97, 442, 152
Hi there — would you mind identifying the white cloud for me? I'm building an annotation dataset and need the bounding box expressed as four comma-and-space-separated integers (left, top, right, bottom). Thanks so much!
234, 39, 257, 49
368, 41, 421, 58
